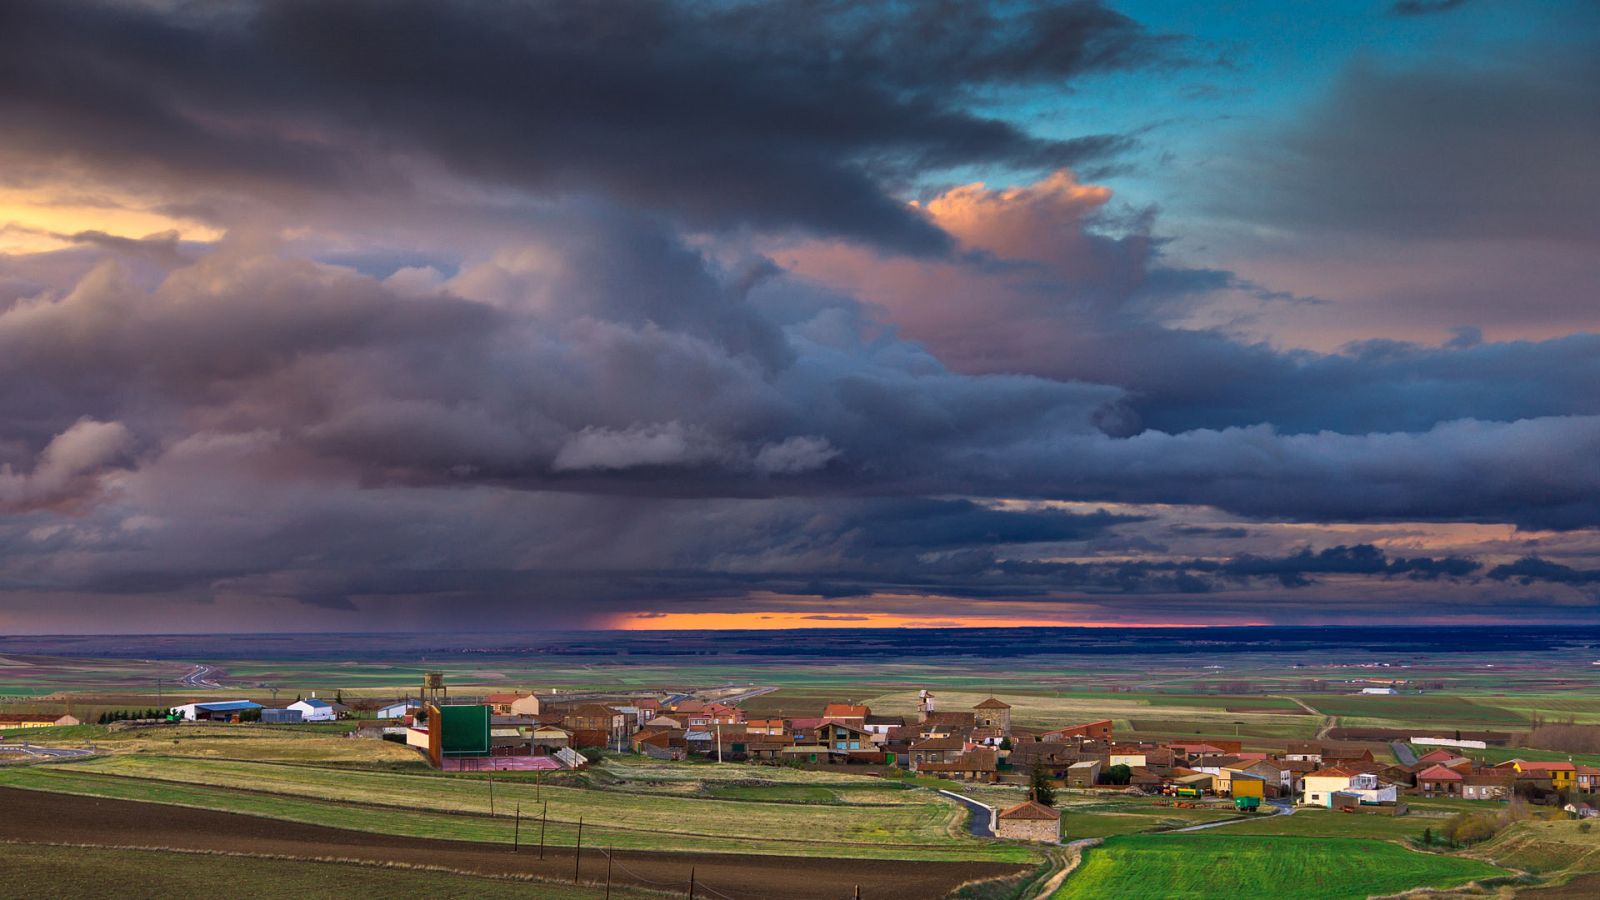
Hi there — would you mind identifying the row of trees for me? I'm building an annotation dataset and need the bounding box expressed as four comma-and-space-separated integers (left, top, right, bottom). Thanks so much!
96, 708, 167, 723
1524, 719, 1600, 754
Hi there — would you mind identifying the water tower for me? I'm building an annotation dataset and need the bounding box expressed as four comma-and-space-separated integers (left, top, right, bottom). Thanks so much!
422, 671, 448, 707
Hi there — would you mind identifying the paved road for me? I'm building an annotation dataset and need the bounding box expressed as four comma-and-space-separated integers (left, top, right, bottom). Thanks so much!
1391, 741, 1418, 766
938, 790, 996, 837
717, 685, 778, 704
0, 743, 94, 759
179, 664, 221, 689
1172, 799, 1294, 832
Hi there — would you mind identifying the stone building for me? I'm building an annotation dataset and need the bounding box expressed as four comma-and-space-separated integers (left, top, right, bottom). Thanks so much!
995, 800, 1061, 842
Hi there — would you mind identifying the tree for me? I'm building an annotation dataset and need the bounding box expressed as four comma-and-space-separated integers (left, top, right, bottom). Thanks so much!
1030, 762, 1056, 807
335, 689, 344, 705
1422, 827, 1433, 846
1099, 763, 1132, 786
999, 737, 1013, 751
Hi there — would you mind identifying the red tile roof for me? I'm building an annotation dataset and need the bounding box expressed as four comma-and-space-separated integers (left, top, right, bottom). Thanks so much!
999, 800, 1060, 820
1419, 765, 1464, 781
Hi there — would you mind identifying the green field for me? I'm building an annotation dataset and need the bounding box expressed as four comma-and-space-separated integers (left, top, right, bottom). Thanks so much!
0, 842, 635, 900
1054, 834, 1507, 900
1292, 694, 1529, 727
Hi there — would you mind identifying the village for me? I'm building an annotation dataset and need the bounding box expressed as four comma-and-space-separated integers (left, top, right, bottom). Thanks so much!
31, 676, 1584, 842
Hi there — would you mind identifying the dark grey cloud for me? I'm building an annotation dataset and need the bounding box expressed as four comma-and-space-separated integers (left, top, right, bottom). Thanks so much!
8, 213, 1600, 537
996, 544, 1481, 593
1391, 0, 1470, 15
0, 0, 1162, 253
1487, 557, 1600, 586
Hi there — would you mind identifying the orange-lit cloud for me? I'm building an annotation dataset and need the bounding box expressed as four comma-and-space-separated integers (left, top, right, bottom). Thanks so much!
914, 169, 1114, 264
0, 186, 220, 253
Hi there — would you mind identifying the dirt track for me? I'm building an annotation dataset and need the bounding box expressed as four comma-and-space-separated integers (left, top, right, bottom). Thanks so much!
0, 787, 1025, 899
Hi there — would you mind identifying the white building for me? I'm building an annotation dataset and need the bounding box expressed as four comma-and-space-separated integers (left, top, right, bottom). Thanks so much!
171, 700, 262, 721
287, 696, 337, 722
378, 701, 419, 719
1360, 687, 1398, 695
1343, 772, 1399, 804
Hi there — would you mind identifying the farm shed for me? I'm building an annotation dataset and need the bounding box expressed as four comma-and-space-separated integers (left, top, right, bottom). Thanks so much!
996, 800, 1060, 843
1067, 760, 1101, 788
260, 708, 303, 724
171, 700, 262, 721
377, 701, 418, 719
287, 697, 337, 722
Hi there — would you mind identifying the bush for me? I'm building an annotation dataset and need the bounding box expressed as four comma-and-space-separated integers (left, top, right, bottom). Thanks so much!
1098, 764, 1132, 786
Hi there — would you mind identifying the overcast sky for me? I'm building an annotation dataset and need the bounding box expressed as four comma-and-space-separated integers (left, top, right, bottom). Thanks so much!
2, 0, 1598, 633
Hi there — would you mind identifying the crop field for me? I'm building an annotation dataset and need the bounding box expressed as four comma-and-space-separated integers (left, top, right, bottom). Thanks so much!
0, 755, 1034, 863
1474, 819, 1600, 882
1214, 809, 1435, 841
859, 689, 1321, 742
0, 842, 639, 900
0, 722, 428, 766
1053, 834, 1508, 900
0, 786, 1017, 900
1293, 694, 1531, 728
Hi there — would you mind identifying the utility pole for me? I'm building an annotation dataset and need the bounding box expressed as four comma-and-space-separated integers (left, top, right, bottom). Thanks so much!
539, 800, 547, 860
604, 848, 613, 900
689, 866, 696, 899
716, 720, 723, 764
574, 816, 584, 883
513, 803, 520, 852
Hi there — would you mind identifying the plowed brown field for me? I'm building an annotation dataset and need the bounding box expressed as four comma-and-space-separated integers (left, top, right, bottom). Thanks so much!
0, 787, 1024, 899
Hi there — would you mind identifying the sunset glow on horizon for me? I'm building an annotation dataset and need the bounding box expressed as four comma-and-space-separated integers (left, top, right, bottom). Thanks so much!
605, 611, 1269, 631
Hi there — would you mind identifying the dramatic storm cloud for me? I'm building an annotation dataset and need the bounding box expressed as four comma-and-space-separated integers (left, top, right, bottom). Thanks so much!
0, 0, 1597, 631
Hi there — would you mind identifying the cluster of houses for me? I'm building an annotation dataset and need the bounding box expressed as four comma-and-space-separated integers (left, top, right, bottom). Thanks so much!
1413, 753, 1600, 805
144, 686, 1599, 834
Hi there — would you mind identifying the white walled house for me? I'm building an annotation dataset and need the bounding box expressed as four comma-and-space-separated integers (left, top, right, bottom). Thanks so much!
288, 696, 337, 722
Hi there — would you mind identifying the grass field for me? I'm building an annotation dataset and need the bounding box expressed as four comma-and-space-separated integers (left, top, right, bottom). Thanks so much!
0, 722, 428, 767
1053, 834, 1508, 900
0, 756, 1035, 863
1294, 694, 1529, 728
1475, 819, 1600, 882
0, 842, 639, 899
